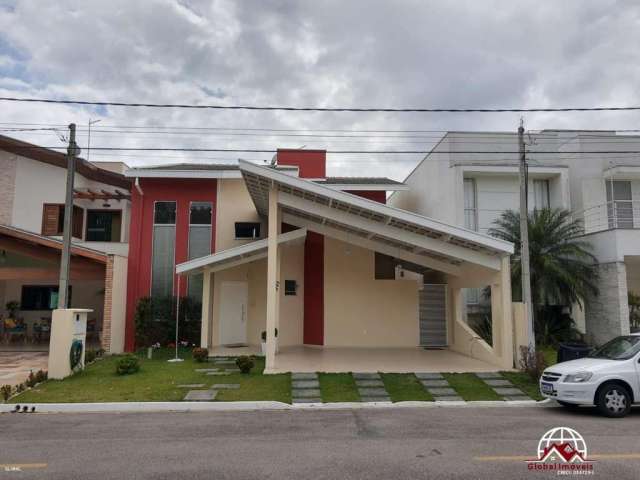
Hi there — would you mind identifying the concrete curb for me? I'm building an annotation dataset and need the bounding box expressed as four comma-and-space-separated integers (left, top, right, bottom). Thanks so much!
1, 398, 552, 414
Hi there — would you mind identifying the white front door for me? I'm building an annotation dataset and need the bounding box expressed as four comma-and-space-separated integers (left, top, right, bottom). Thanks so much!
219, 281, 248, 345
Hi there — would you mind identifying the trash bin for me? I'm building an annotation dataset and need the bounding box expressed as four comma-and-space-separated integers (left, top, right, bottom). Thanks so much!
557, 343, 592, 363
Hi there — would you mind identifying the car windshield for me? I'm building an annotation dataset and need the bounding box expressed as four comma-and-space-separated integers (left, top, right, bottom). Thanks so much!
589, 336, 640, 360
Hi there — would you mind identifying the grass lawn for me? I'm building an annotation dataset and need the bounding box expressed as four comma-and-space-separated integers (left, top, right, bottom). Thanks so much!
10, 349, 290, 404
501, 371, 544, 401
443, 373, 502, 401
381, 373, 433, 402
318, 373, 360, 402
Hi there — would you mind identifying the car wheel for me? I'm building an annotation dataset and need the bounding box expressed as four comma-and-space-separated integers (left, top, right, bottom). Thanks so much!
596, 383, 632, 418
557, 400, 580, 410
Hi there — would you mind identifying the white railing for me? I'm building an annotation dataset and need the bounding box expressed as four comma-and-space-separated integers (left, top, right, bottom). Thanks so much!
575, 201, 640, 234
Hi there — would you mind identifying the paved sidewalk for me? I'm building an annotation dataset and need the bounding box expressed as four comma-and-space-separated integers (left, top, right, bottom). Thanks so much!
0, 351, 48, 386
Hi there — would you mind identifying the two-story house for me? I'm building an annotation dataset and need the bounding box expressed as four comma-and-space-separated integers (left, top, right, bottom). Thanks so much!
135, 150, 520, 373
0, 135, 131, 353
389, 130, 640, 345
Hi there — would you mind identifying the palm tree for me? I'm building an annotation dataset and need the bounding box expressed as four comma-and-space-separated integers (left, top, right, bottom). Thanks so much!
488, 208, 598, 310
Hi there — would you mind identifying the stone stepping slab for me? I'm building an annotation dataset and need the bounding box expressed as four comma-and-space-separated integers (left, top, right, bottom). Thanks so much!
428, 387, 458, 396
292, 380, 320, 389
211, 384, 240, 389
355, 379, 384, 388
291, 372, 318, 380
415, 372, 444, 380
353, 372, 381, 380
222, 368, 241, 373
213, 360, 237, 365
474, 373, 533, 401
357, 387, 388, 397
195, 368, 219, 373
420, 379, 449, 388
177, 384, 206, 388
484, 379, 513, 387
493, 387, 526, 397
206, 372, 231, 376
183, 390, 218, 401
292, 388, 321, 398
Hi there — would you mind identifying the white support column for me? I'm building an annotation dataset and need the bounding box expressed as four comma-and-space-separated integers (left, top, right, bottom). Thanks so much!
490, 256, 514, 369
200, 269, 212, 349
265, 186, 281, 371
500, 256, 514, 368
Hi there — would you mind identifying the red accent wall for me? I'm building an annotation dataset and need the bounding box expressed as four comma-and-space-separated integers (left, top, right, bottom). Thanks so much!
303, 231, 324, 345
348, 190, 387, 204
124, 178, 217, 351
276, 149, 327, 345
277, 149, 326, 178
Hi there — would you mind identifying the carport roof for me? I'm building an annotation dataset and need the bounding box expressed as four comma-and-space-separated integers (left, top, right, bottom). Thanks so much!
176, 228, 307, 274
0, 224, 108, 263
239, 160, 513, 273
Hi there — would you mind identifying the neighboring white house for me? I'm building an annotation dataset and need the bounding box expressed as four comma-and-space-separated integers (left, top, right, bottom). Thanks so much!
0, 135, 131, 353
390, 130, 640, 345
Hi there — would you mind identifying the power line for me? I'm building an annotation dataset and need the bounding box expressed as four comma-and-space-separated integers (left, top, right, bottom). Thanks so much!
3, 96, 640, 113
8, 145, 640, 154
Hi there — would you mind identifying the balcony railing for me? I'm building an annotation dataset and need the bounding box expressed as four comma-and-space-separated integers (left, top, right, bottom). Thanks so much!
575, 200, 640, 234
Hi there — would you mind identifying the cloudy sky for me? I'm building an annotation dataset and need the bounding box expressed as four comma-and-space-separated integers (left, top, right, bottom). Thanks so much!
1, 0, 639, 179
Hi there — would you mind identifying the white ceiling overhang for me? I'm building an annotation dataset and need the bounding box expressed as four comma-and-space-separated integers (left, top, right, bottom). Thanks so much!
239, 160, 513, 274
176, 228, 307, 275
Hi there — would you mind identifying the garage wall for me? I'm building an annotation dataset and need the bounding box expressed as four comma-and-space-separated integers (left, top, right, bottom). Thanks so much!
323, 237, 420, 347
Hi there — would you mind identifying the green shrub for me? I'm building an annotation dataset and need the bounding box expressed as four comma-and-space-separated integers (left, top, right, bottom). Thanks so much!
1, 384, 12, 401
34, 370, 47, 384
15, 383, 25, 393
116, 354, 140, 376
85, 349, 97, 364
192, 347, 208, 363
96, 348, 106, 357
25, 370, 37, 388
235, 355, 254, 374
135, 296, 203, 348
519, 345, 548, 381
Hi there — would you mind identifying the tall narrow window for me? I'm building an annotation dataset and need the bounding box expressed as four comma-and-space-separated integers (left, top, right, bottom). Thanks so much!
188, 202, 213, 300
463, 178, 477, 231
606, 180, 633, 229
533, 179, 550, 210
151, 201, 176, 298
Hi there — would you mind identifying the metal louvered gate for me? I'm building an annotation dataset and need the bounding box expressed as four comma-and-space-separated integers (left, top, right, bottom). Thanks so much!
419, 284, 448, 347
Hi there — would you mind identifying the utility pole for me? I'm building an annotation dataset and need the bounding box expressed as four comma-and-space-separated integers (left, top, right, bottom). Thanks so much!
518, 119, 535, 353
58, 123, 79, 308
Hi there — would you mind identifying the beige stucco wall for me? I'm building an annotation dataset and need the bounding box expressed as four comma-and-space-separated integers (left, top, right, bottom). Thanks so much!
323, 237, 420, 347
215, 178, 264, 251
207, 242, 304, 348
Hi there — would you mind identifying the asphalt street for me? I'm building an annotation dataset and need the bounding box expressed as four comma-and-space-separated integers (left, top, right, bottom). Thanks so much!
1, 405, 639, 479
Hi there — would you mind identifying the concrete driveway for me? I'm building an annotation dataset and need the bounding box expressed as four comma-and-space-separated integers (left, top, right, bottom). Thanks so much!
0, 351, 48, 386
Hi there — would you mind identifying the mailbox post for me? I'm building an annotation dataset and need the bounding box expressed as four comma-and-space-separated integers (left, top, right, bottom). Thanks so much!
48, 308, 92, 379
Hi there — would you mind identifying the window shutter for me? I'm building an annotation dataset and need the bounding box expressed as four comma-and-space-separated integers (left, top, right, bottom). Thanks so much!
42, 204, 61, 236
72, 206, 84, 239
